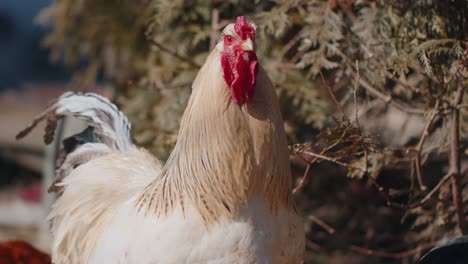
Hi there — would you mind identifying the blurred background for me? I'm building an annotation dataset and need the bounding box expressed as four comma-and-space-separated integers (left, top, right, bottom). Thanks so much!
0, 1, 466, 263
0, 0, 69, 253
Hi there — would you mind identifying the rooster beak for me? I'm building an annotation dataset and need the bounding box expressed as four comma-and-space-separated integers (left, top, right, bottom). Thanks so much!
240, 38, 254, 51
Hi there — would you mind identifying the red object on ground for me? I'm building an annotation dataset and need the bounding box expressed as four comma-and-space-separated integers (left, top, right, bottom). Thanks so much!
19, 183, 42, 204
0, 240, 50, 264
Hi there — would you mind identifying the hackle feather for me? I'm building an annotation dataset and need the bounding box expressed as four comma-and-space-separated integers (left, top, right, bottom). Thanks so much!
137, 48, 296, 224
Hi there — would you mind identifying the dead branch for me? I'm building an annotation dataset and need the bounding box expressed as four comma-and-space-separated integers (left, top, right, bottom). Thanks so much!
279, 31, 302, 59
146, 37, 201, 68
449, 78, 466, 235
358, 42, 421, 94
290, 143, 323, 194
457, 103, 468, 109
366, 170, 453, 210
294, 67, 373, 189
308, 215, 336, 235
293, 164, 311, 194
306, 240, 323, 252
349, 67, 425, 115
352, 60, 361, 129
291, 45, 310, 64
319, 71, 346, 116
413, 100, 441, 190
352, 60, 368, 177
349, 243, 434, 259
210, 9, 220, 50
302, 150, 365, 172
345, 21, 426, 95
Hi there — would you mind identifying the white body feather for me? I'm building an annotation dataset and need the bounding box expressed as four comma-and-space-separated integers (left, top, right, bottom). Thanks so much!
92, 200, 301, 264
51, 149, 303, 264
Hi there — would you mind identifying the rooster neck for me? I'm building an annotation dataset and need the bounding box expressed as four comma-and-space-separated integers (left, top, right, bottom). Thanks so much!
137, 50, 296, 224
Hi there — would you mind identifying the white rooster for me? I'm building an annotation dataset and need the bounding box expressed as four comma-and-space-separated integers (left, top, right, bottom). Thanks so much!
17, 16, 305, 263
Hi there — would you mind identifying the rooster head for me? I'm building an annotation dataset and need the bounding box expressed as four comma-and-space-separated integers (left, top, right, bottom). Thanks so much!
218, 16, 258, 105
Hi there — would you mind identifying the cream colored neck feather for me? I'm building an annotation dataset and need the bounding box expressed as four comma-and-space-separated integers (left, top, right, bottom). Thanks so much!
137, 50, 295, 224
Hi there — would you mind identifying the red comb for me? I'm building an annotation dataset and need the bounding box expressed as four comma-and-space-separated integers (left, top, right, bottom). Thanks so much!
234, 16, 255, 40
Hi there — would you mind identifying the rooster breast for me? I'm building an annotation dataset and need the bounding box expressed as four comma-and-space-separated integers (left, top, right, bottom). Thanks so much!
89, 195, 303, 264
51, 148, 303, 264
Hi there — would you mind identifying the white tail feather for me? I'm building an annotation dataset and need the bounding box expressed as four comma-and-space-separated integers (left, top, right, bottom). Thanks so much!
16, 92, 133, 151
16, 92, 135, 192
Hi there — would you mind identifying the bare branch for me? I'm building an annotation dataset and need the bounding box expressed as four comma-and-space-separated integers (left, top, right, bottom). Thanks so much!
210, 9, 220, 50
416, 172, 454, 207
302, 150, 365, 172
293, 164, 311, 194
349, 67, 425, 115
414, 100, 441, 190
308, 215, 336, 235
291, 45, 309, 64
352, 60, 369, 177
449, 79, 466, 234
410, 172, 453, 208
349, 243, 434, 259
356, 42, 421, 94
146, 37, 201, 69
345, 21, 427, 95
279, 31, 302, 59
352, 60, 361, 129
457, 103, 468, 109
306, 240, 323, 252
319, 71, 346, 116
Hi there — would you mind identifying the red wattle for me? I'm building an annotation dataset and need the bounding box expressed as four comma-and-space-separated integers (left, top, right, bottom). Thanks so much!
221, 51, 258, 105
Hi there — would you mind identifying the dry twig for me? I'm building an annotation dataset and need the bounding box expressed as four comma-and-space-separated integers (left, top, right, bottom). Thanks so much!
348, 66, 425, 115
319, 71, 346, 116
352, 60, 368, 176
349, 243, 434, 259
308, 215, 336, 235
302, 150, 364, 172
210, 9, 220, 50
306, 240, 323, 252
449, 78, 466, 234
146, 35, 201, 68
354, 36, 421, 94
413, 100, 441, 190
293, 164, 311, 194
279, 31, 302, 59
380, 172, 454, 210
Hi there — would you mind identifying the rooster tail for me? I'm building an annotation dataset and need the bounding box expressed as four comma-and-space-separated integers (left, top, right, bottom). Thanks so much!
16, 92, 134, 192
16, 92, 133, 151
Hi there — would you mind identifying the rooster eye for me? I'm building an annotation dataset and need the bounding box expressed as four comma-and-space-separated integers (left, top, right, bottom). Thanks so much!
225, 35, 233, 44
